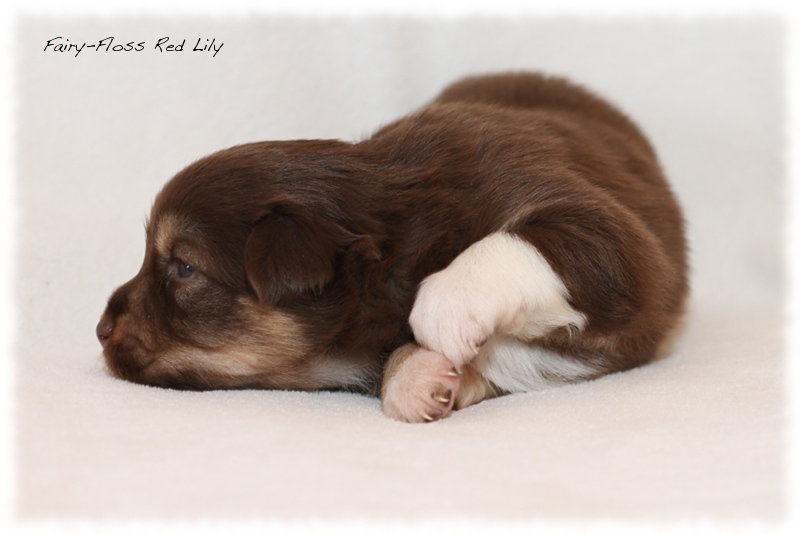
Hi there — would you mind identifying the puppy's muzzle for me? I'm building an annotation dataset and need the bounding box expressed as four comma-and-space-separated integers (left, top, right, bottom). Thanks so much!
96, 313, 114, 348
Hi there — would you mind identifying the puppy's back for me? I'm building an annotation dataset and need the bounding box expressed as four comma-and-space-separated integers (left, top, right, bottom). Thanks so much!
433, 72, 654, 156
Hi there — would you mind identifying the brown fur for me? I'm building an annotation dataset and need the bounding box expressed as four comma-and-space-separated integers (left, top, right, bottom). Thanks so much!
97, 72, 688, 408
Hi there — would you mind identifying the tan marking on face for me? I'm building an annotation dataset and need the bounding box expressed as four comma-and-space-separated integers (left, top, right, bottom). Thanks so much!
154, 346, 261, 378
143, 302, 312, 389
153, 213, 183, 258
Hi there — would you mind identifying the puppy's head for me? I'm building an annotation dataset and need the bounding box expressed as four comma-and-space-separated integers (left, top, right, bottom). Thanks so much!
96, 141, 365, 391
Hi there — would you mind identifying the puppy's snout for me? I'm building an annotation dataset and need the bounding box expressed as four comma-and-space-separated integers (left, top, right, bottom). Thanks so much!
96, 314, 114, 347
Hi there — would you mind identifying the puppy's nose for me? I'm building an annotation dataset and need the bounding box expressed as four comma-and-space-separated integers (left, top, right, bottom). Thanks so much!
96, 314, 114, 347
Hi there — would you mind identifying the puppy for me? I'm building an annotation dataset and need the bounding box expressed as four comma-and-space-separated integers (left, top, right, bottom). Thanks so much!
97, 72, 688, 423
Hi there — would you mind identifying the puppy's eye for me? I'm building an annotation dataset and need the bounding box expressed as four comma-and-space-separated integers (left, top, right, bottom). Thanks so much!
176, 262, 195, 279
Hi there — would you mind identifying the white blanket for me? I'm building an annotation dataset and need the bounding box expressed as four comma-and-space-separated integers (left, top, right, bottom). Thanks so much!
12, 15, 786, 527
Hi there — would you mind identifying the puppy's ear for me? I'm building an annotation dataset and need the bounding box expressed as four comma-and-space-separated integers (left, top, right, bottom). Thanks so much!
245, 202, 354, 306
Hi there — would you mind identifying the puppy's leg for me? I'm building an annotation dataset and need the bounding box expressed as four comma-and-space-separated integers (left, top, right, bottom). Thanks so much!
408, 231, 585, 369
381, 343, 497, 423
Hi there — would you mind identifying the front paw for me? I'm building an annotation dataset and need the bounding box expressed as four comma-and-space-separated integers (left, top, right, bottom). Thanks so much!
408, 232, 586, 368
381, 346, 461, 423
408, 268, 492, 368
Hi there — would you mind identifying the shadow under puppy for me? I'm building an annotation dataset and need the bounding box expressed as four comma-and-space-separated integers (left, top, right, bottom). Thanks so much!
97, 72, 688, 423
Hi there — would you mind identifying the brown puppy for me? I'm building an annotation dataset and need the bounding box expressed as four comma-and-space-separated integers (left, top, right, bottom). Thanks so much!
97, 72, 688, 422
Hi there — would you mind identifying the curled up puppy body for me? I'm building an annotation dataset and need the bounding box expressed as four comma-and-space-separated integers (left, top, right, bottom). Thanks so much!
97, 72, 688, 423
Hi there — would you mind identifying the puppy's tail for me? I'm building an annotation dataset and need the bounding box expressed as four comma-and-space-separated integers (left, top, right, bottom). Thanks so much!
434, 72, 652, 153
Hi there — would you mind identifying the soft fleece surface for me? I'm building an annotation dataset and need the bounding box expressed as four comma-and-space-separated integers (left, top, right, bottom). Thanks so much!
14, 16, 786, 525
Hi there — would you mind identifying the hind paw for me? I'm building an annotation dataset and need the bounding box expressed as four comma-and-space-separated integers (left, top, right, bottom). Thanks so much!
381, 346, 461, 423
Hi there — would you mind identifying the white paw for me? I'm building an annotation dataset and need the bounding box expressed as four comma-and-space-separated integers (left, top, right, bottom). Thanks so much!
408, 232, 585, 369
381, 348, 460, 423
407, 268, 494, 368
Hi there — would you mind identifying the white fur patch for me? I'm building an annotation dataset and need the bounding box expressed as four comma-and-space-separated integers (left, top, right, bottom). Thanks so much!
409, 231, 585, 368
471, 335, 597, 393
310, 356, 379, 391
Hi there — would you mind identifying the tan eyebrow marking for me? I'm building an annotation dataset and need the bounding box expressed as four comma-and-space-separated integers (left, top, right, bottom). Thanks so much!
153, 213, 182, 258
